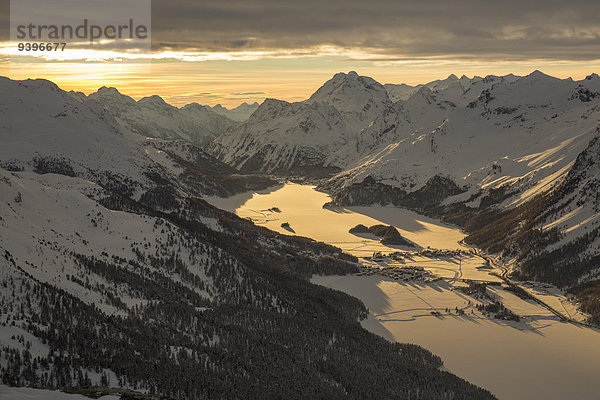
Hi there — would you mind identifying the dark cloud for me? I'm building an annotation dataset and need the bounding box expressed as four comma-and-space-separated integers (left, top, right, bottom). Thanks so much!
2, 0, 599, 61
0, 0, 8, 41
147, 0, 600, 60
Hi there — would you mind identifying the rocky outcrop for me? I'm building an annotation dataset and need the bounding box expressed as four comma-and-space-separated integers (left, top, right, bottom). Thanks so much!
349, 223, 417, 248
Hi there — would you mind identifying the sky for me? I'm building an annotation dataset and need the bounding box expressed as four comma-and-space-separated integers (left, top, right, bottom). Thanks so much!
1, 0, 599, 107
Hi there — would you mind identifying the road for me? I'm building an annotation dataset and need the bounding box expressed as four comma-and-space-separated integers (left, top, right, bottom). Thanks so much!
476, 251, 592, 327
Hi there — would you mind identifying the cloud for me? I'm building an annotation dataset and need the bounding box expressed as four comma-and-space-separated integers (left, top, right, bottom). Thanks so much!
231, 91, 265, 95
143, 0, 600, 61
2, 0, 599, 61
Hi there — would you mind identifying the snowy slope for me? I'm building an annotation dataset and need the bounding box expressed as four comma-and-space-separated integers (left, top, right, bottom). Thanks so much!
0, 386, 119, 400
0, 78, 152, 186
207, 72, 525, 174
206, 70, 600, 297
306, 71, 391, 125
207, 98, 350, 173
321, 71, 600, 301
384, 83, 423, 102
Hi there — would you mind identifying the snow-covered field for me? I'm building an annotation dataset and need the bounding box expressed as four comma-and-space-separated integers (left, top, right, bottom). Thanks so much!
212, 182, 600, 400
313, 274, 600, 400
0, 385, 120, 400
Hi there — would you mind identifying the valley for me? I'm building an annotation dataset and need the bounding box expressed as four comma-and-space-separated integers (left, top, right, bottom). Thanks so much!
210, 182, 600, 400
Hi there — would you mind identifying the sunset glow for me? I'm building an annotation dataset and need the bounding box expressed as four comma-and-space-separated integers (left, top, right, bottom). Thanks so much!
2, 50, 599, 107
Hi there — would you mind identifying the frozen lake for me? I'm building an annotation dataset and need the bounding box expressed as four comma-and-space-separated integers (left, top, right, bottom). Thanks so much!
208, 182, 600, 400
209, 182, 466, 255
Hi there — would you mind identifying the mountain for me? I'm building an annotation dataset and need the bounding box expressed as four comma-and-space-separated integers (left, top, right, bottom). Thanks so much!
208, 102, 260, 122
306, 71, 390, 120
206, 98, 349, 175
0, 76, 495, 399
207, 72, 523, 175
0, 78, 271, 199
84, 87, 237, 146
328, 71, 596, 193
207, 71, 392, 175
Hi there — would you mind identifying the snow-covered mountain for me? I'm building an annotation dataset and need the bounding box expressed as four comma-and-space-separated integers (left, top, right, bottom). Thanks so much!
207, 71, 526, 175
310, 71, 600, 322
0, 77, 267, 199
82, 87, 238, 146
209, 69, 597, 202
208, 102, 260, 122
331, 71, 600, 195
0, 76, 493, 399
384, 82, 423, 102
207, 71, 392, 174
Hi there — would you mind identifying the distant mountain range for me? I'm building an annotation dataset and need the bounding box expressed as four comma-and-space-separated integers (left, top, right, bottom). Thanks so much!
69, 88, 259, 146
208, 102, 261, 122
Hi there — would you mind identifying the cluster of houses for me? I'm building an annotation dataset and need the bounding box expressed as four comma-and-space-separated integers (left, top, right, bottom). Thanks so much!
357, 264, 442, 283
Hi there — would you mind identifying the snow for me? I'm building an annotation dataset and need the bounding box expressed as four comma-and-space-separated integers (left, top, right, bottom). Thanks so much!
208, 71, 392, 171
331, 72, 600, 199
0, 386, 119, 400
0, 77, 150, 181
2, 71, 600, 399
207, 71, 600, 265
0, 326, 50, 360
312, 273, 600, 400
384, 83, 422, 102
207, 102, 259, 122
0, 169, 216, 315
143, 145, 184, 176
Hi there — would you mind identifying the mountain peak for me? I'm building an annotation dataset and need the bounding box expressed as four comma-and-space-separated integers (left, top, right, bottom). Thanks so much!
585, 73, 599, 80
261, 98, 288, 107
527, 70, 552, 79
88, 86, 137, 108
138, 95, 171, 108
181, 102, 209, 111
308, 71, 389, 113
8, 78, 62, 93
330, 71, 361, 82
97, 86, 122, 96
